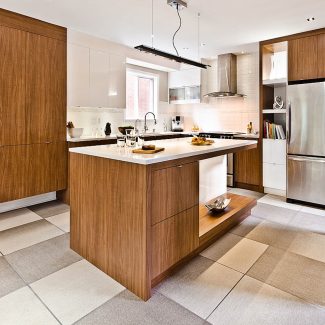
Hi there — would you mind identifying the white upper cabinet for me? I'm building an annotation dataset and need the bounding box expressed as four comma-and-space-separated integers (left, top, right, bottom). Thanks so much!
90, 49, 109, 108
68, 44, 126, 108
168, 68, 201, 88
108, 54, 126, 109
68, 44, 90, 107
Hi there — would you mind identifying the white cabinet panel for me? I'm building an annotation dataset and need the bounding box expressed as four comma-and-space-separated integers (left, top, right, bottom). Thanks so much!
168, 68, 201, 88
263, 139, 286, 164
90, 49, 109, 108
68, 44, 90, 107
108, 54, 126, 109
263, 163, 286, 191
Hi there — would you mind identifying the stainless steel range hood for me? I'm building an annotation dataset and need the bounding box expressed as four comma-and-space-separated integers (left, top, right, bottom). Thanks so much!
205, 54, 246, 98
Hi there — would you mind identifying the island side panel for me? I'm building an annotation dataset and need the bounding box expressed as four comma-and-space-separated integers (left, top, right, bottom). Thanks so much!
69, 153, 151, 300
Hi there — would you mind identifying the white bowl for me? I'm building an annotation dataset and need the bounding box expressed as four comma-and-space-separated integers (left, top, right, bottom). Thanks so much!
68, 128, 83, 138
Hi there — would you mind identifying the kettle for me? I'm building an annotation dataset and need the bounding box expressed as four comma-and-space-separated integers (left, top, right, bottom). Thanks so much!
105, 123, 112, 136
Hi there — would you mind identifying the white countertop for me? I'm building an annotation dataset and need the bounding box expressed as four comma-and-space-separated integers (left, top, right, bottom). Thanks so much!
69, 138, 257, 165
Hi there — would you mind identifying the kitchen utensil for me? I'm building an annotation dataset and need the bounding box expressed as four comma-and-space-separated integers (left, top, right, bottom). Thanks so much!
132, 147, 165, 154
67, 128, 83, 138
118, 126, 134, 135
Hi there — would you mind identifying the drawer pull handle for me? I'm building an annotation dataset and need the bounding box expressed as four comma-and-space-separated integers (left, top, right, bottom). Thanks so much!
177, 165, 183, 168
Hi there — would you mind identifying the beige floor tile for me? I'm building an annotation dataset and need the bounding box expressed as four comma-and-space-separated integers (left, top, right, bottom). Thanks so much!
251, 203, 298, 225
217, 238, 268, 273
0, 220, 64, 255
29, 200, 69, 218
0, 208, 42, 232
0, 287, 59, 325
200, 233, 242, 261
257, 194, 302, 211
230, 215, 262, 237
247, 221, 325, 263
46, 212, 70, 233
248, 246, 325, 307
31, 259, 125, 325
156, 256, 243, 319
208, 276, 325, 325
290, 211, 325, 235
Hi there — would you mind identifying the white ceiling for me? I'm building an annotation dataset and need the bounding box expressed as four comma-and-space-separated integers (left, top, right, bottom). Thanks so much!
0, 0, 325, 58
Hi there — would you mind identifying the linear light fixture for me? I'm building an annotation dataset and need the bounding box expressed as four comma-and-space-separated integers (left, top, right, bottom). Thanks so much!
135, 45, 210, 69
135, 0, 209, 69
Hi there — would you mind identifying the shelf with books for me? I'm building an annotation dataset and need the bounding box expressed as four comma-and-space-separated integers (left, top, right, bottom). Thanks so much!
263, 120, 286, 140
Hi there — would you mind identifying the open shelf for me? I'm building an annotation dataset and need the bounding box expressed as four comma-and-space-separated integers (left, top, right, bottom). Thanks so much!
263, 109, 287, 114
199, 193, 256, 246
262, 78, 287, 87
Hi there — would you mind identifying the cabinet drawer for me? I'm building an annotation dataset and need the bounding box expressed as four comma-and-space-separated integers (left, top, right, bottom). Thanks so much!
263, 163, 286, 191
151, 162, 199, 225
151, 207, 199, 279
0, 142, 67, 202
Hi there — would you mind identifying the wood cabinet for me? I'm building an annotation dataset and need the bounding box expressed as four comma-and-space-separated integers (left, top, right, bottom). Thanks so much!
151, 207, 199, 279
151, 162, 199, 225
318, 34, 325, 78
0, 142, 67, 202
234, 140, 262, 191
288, 34, 325, 81
0, 26, 27, 146
26, 33, 67, 143
0, 8, 67, 202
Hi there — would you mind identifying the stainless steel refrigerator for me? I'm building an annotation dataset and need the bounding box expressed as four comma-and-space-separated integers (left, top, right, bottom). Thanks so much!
287, 81, 325, 206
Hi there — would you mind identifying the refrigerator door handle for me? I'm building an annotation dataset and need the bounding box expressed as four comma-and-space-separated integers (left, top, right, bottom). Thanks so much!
287, 101, 291, 145
288, 155, 325, 163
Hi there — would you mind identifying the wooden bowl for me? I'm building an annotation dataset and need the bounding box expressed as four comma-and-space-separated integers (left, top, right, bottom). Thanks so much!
118, 126, 134, 135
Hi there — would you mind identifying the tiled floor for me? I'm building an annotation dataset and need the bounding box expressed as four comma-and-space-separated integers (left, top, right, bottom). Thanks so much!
0, 194, 325, 324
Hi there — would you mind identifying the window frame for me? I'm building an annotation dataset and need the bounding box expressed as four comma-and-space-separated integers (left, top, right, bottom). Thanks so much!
125, 68, 159, 121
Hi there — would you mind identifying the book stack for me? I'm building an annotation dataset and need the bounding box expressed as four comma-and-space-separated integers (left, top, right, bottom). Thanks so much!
263, 121, 286, 139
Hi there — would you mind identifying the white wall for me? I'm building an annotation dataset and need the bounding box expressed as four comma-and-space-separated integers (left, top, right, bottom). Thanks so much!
176, 50, 260, 133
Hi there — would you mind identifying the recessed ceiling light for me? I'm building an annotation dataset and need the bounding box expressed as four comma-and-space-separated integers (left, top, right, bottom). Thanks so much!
183, 47, 189, 50
241, 51, 245, 54
200, 42, 206, 47
307, 17, 315, 22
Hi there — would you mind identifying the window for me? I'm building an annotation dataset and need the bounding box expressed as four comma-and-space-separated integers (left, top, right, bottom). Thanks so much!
126, 69, 158, 120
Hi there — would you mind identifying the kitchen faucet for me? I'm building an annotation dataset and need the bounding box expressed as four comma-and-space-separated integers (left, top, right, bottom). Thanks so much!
134, 119, 140, 133
144, 112, 157, 133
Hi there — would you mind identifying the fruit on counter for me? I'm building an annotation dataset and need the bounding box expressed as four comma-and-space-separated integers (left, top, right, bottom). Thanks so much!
66, 121, 75, 129
191, 137, 214, 145
142, 144, 156, 150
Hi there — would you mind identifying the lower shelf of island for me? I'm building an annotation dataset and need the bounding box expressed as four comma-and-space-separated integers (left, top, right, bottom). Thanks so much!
199, 193, 256, 246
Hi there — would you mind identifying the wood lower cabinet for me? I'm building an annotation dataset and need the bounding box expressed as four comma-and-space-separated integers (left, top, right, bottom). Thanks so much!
234, 140, 262, 191
0, 142, 67, 202
151, 161, 199, 225
288, 34, 325, 82
151, 207, 199, 279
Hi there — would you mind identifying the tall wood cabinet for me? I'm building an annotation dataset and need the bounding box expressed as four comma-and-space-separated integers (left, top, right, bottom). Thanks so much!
0, 9, 67, 203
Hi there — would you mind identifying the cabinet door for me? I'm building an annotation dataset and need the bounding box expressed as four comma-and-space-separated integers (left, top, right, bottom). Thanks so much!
263, 163, 286, 191
67, 43, 90, 107
151, 207, 199, 279
0, 142, 67, 203
90, 49, 109, 107
151, 162, 199, 225
235, 144, 261, 187
26, 33, 67, 143
0, 26, 27, 146
288, 36, 318, 81
318, 33, 325, 79
108, 54, 126, 108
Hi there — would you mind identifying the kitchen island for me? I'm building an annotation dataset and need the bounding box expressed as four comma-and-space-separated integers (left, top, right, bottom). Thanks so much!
69, 138, 257, 300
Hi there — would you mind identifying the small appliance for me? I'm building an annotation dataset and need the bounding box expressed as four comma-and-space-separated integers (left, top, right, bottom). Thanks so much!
171, 116, 184, 132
